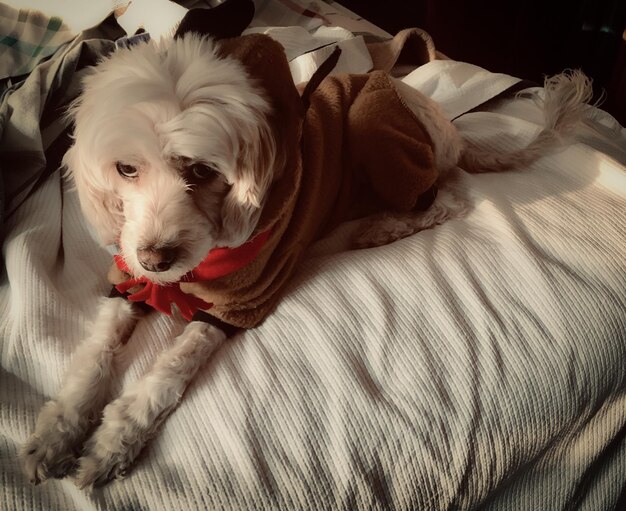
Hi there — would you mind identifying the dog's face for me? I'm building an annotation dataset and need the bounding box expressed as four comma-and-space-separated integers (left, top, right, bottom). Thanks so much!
64, 35, 276, 284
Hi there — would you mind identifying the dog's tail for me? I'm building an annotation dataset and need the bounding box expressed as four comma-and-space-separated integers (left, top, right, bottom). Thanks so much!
459, 70, 593, 173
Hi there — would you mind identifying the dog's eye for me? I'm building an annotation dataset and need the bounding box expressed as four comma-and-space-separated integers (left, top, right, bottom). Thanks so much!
116, 162, 138, 178
189, 163, 218, 181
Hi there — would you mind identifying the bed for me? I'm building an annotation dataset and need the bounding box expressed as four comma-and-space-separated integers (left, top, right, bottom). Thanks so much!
1, 1, 625, 509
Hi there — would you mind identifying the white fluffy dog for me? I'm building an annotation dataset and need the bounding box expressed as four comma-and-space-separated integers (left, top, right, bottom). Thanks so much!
21, 32, 591, 489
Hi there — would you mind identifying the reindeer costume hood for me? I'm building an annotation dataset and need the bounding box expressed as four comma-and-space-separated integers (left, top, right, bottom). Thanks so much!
109, 25, 440, 329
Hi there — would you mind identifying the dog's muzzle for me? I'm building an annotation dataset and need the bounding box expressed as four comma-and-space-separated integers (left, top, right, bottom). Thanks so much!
137, 246, 178, 272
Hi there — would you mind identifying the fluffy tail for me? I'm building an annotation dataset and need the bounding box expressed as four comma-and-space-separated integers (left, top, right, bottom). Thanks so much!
459, 70, 593, 173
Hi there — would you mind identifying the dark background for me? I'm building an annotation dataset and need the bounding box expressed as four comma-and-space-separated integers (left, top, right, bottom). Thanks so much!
339, 0, 626, 125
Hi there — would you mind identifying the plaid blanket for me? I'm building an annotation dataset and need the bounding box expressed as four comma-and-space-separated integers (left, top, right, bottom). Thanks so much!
0, 3, 74, 93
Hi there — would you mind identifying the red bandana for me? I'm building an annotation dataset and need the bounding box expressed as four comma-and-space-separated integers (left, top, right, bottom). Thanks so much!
114, 230, 271, 321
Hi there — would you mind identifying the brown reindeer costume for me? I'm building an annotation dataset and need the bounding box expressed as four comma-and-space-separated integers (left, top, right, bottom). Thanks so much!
109, 11, 441, 330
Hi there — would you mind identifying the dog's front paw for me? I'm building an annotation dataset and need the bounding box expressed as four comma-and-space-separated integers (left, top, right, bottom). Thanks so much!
73, 396, 160, 489
22, 401, 85, 484
73, 445, 132, 490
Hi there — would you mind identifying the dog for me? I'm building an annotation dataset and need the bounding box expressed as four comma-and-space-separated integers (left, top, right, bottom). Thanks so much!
21, 23, 592, 489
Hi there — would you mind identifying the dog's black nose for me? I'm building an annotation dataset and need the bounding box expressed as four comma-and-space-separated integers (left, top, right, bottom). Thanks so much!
137, 246, 177, 272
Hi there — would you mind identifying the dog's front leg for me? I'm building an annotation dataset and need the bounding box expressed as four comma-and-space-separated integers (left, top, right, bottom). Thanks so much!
73, 321, 226, 489
22, 297, 138, 484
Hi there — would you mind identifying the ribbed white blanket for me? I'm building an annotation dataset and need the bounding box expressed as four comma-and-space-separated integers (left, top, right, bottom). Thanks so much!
1, 41, 625, 511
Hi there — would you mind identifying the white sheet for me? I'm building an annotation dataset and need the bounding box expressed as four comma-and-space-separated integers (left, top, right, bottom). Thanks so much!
2, 54, 625, 511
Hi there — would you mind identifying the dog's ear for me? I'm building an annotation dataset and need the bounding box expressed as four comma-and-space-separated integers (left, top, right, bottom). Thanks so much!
64, 144, 124, 245
219, 113, 278, 246
173, 0, 255, 41
213, 34, 303, 246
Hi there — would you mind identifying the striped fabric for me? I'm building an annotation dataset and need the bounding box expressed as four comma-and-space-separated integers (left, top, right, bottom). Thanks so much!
1, 56, 625, 509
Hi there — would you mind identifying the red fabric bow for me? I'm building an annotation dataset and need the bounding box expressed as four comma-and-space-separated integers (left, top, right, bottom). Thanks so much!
114, 230, 271, 321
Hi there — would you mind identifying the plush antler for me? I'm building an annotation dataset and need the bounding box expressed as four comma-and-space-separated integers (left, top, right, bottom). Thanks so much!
174, 0, 255, 40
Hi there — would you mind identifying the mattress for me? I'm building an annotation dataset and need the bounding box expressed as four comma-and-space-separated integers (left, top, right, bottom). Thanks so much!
1, 1, 625, 509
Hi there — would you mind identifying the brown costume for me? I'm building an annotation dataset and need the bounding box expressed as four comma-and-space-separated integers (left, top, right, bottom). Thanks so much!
110, 30, 440, 329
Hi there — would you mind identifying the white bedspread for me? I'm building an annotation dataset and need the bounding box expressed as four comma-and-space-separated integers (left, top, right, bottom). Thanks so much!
1, 54, 625, 511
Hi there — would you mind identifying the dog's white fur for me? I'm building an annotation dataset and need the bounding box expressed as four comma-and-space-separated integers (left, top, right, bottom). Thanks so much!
64, 35, 277, 284
22, 34, 592, 488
